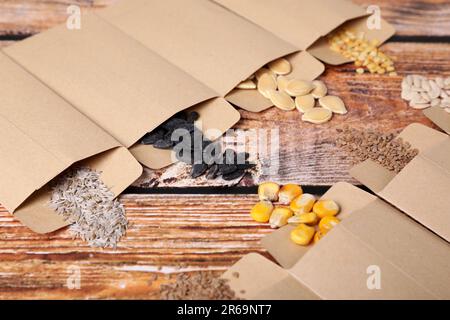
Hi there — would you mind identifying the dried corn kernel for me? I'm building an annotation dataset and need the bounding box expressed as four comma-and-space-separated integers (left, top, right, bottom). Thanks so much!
287, 212, 318, 225
290, 224, 315, 246
269, 206, 294, 229
314, 230, 326, 243
290, 193, 316, 214
258, 182, 280, 202
313, 200, 340, 218
278, 184, 303, 205
319, 216, 340, 233
250, 201, 274, 223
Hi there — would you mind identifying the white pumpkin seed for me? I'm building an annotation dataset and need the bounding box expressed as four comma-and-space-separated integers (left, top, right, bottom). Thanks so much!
277, 75, 290, 92
255, 68, 276, 81
318, 96, 347, 114
285, 79, 314, 97
295, 94, 315, 113
302, 107, 333, 124
257, 73, 277, 99
270, 90, 296, 111
268, 58, 292, 75
420, 92, 431, 102
311, 80, 328, 98
237, 79, 256, 89
409, 101, 430, 109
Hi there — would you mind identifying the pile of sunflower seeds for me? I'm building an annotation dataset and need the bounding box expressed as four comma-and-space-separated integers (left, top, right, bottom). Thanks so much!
49, 167, 127, 248
141, 111, 256, 180
159, 271, 238, 300
401, 74, 450, 111
336, 126, 419, 173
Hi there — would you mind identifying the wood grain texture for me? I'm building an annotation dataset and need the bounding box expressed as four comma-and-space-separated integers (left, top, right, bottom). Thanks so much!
0, 0, 448, 37
0, 194, 274, 299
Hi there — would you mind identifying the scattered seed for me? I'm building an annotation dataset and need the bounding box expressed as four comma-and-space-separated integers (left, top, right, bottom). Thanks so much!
268, 58, 292, 75
302, 107, 333, 124
318, 96, 347, 114
295, 94, 315, 113
270, 90, 296, 111
257, 73, 277, 99
311, 80, 327, 98
285, 79, 314, 97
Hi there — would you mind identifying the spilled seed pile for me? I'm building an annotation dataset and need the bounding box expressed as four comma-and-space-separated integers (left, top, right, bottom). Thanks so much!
336, 126, 419, 173
159, 271, 238, 300
49, 167, 127, 248
401, 74, 450, 111
235, 58, 347, 124
141, 111, 256, 180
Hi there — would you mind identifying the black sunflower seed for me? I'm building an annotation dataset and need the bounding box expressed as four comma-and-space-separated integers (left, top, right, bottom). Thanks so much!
162, 118, 188, 131
222, 169, 245, 181
206, 164, 219, 180
186, 111, 200, 123
141, 129, 165, 145
236, 163, 256, 170
190, 163, 209, 178
153, 138, 174, 149
218, 164, 237, 175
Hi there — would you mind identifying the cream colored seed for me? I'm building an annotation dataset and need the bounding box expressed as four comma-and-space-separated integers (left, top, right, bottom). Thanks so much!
257, 73, 277, 99
268, 58, 292, 75
318, 96, 347, 114
311, 80, 327, 98
237, 79, 256, 90
295, 94, 315, 113
302, 107, 333, 124
255, 68, 276, 82
356, 68, 364, 74
285, 79, 314, 97
277, 75, 290, 92
270, 90, 296, 111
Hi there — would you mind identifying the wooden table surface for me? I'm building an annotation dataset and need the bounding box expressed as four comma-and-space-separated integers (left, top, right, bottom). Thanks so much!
0, 0, 449, 299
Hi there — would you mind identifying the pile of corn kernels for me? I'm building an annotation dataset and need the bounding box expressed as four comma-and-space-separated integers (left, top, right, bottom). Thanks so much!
250, 182, 341, 246
329, 29, 397, 76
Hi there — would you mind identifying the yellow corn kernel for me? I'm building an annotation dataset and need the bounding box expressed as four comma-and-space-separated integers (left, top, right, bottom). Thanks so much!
250, 201, 274, 223
269, 206, 294, 229
290, 193, 316, 214
287, 212, 318, 226
319, 216, 341, 233
278, 184, 303, 205
258, 182, 280, 202
313, 200, 340, 218
290, 224, 315, 246
314, 230, 326, 243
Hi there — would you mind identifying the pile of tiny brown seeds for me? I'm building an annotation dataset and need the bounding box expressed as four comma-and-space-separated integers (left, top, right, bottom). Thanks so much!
159, 271, 238, 300
335, 127, 419, 173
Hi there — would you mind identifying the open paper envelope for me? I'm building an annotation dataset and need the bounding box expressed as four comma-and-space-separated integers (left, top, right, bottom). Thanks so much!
98, 0, 325, 113
350, 123, 450, 242
0, 52, 142, 233
223, 182, 450, 299
214, 0, 396, 65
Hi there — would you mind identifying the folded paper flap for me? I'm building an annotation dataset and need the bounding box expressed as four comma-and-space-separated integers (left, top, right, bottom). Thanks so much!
130, 97, 241, 170
397, 123, 448, 152
4, 13, 218, 148
262, 182, 377, 269
14, 147, 143, 234
0, 52, 120, 213
222, 253, 318, 300
423, 106, 450, 135
421, 139, 450, 174
341, 200, 450, 298
215, 0, 365, 50
349, 160, 397, 193
380, 155, 450, 242
99, 0, 299, 96
290, 211, 439, 299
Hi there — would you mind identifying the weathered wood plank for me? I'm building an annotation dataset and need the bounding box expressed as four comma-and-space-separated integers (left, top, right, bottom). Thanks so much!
0, 0, 448, 37
0, 194, 274, 299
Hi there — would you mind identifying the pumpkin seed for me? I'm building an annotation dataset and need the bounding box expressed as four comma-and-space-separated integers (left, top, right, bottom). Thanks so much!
268, 58, 292, 75
311, 80, 327, 98
409, 102, 430, 110
285, 79, 314, 97
237, 79, 256, 89
318, 96, 347, 114
255, 68, 276, 81
270, 90, 296, 111
302, 108, 333, 124
257, 73, 277, 99
277, 75, 290, 92
295, 94, 315, 113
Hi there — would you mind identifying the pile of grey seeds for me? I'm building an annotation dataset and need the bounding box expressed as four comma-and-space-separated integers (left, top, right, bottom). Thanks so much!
49, 167, 127, 248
